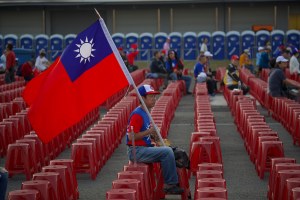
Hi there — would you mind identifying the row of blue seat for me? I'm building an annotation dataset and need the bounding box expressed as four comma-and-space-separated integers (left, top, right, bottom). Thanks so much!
1, 30, 299, 61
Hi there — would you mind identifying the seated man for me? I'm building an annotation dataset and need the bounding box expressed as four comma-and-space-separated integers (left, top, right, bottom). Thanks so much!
268, 56, 300, 97
223, 55, 249, 95
126, 84, 184, 194
146, 51, 168, 88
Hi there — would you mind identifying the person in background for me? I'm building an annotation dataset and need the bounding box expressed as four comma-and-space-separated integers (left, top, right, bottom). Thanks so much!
268, 56, 300, 97
127, 44, 139, 72
0, 50, 6, 73
256, 47, 264, 72
166, 50, 192, 94
223, 55, 249, 95
289, 48, 300, 75
5, 43, 16, 83
240, 49, 254, 74
163, 37, 171, 58
21, 59, 35, 82
126, 84, 184, 195
146, 51, 168, 89
0, 167, 8, 200
118, 46, 129, 68
258, 46, 272, 77
200, 38, 208, 53
35, 48, 50, 72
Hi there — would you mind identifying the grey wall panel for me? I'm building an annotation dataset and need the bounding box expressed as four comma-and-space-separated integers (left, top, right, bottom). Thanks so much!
115, 8, 157, 34
0, 9, 43, 35
49, 9, 99, 35
230, 4, 274, 32
173, 6, 216, 33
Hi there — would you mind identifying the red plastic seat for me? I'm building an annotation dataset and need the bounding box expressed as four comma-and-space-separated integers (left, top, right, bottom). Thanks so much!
285, 178, 300, 200
16, 139, 40, 172
71, 142, 97, 180
256, 141, 284, 179
197, 187, 227, 199
5, 143, 34, 180
42, 165, 73, 200
199, 136, 223, 164
268, 157, 296, 199
32, 172, 66, 200
198, 163, 223, 172
273, 170, 300, 200
112, 179, 141, 200
117, 171, 147, 200
77, 138, 100, 172
49, 159, 79, 200
8, 189, 41, 200
21, 180, 55, 200
106, 188, 136, 200
190, 141, 216, 177
292, 187, 300, 200
195, 178, 226, 200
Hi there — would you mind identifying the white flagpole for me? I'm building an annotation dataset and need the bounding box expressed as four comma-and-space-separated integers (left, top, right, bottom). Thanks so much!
95, 8, 166, 147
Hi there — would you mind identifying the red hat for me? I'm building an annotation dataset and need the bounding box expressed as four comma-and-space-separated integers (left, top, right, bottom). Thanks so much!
130, 44, 138, 49
231, 55, 239, 61
117, 47, 123, 51
161, 49, 166, 54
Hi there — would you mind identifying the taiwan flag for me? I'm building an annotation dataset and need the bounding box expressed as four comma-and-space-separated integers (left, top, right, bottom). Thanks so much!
23, 18, 134, 143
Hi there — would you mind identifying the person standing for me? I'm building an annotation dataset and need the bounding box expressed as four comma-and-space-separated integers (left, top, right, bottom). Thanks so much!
163, 37, 171, 57
200, 38, 208, 53
5, 43, 16, 83
126, 84, 184, 194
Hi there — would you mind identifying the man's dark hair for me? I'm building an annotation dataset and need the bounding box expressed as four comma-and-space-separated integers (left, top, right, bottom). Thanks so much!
153, 50, 159, 57
6, 43, 13, 50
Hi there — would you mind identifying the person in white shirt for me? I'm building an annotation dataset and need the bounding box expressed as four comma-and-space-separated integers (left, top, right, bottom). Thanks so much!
0, 50, 6, 73
35, 49, 50, 72
200, 38, 208, 53
163, 37, 170, 55
289, 48, 300, 74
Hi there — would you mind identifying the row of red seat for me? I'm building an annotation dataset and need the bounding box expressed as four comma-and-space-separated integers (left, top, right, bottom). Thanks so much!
0, 80, 25, 92
223, 87, 300, 200
106, 80, 192, 200
70, 95, 138, 180
190, 82, 228, 200
102, 69, 147, 110
4, 108, 99, 180
8, 158, 79, 200
239, 68, 300, 147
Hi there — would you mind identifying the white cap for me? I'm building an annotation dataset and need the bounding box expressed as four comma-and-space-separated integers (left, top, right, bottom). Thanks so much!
204, 51, 213, 57
258, 47, 264, 51
276, 56, 288, 63
197, 72, 207, 83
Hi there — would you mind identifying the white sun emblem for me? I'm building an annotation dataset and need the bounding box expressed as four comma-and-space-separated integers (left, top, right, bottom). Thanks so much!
74, 37, 96, 63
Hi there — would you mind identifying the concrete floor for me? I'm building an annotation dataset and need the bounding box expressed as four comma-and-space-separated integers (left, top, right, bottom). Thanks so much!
1, 92, 300, 200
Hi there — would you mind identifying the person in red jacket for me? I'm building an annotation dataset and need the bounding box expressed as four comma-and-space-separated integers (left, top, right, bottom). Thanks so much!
127, 43, 139, 72
21, 59, 34, 82
5, 43, 16, 83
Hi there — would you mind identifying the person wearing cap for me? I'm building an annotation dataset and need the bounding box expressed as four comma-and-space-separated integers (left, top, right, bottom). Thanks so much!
35, 48, 50, 72
126, 84, 184, 194
289, 48, 300, 75
166, 50, 192, 94
240, 49, 254, 74
146, 51, 168, 88
126, 44, 139, 72
194, 55, 216, 96
268, 56, 300, 97
223, 55, 249, 95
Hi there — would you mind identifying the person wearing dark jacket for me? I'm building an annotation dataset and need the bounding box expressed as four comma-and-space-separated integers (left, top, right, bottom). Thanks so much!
146, 51, 168, 88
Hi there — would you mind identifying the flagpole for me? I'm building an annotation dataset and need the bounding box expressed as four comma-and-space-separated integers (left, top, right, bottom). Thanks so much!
95, 8, 166, 147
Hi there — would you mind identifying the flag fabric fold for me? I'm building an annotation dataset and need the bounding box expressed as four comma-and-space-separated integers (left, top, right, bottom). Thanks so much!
23, 18, 133, 143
